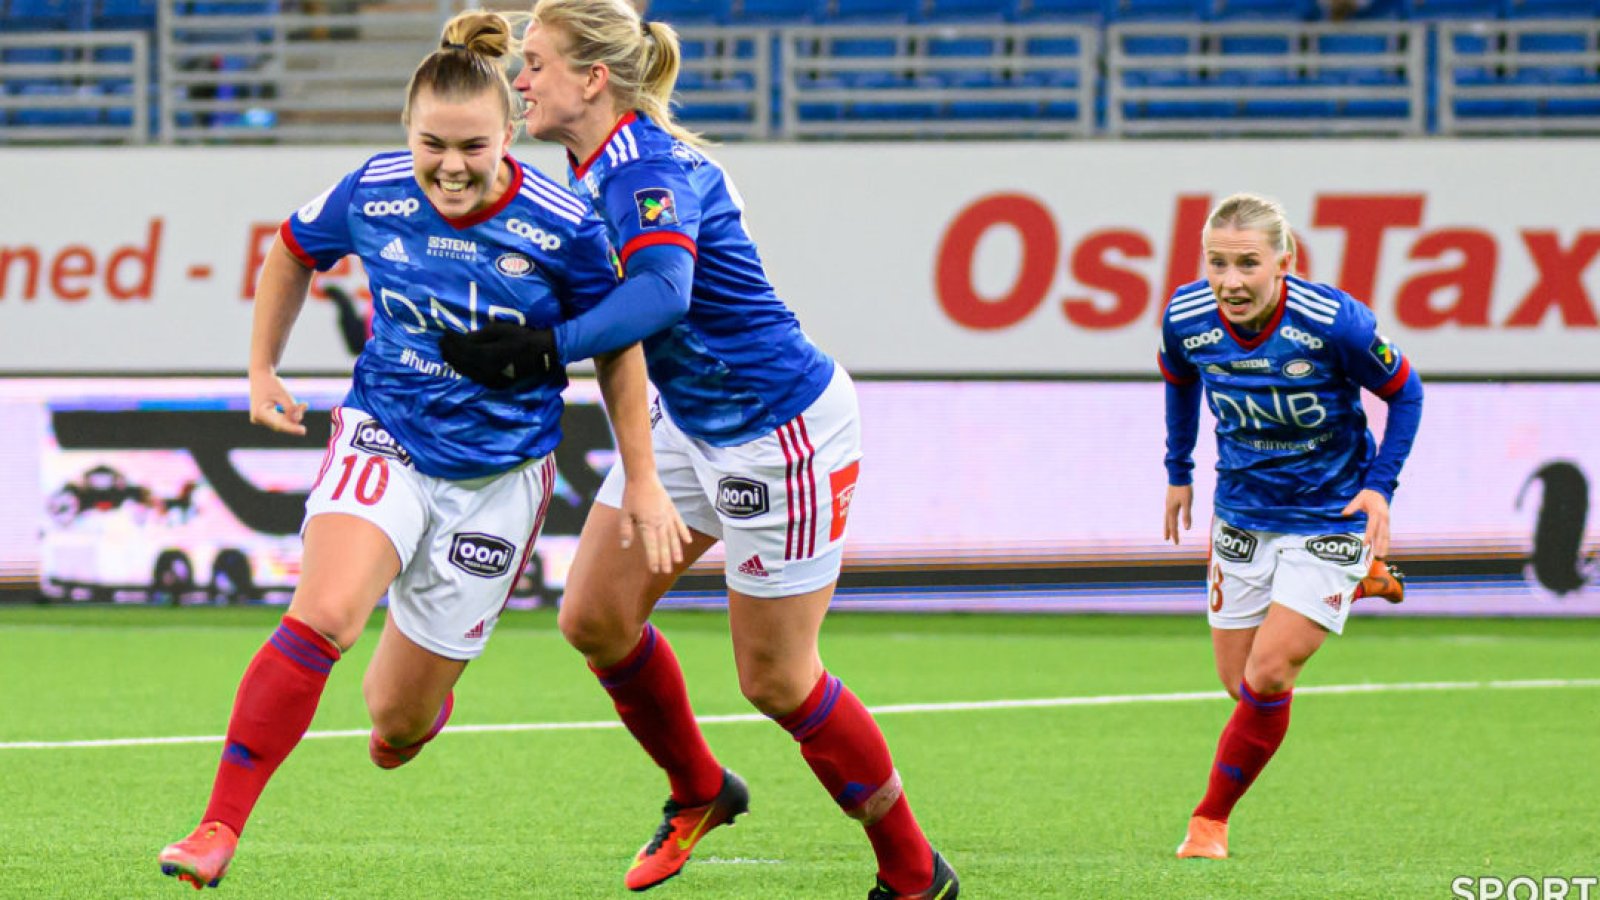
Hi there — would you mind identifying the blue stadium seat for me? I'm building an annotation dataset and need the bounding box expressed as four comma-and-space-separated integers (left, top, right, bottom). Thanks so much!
1504, 0, 1600, 15
1516, 31, 1596, 84
1208, 0, 1316, 19
733, 0, 819, 22
828, 0, 920, 20
1024, 33, 1086, 57
1339, 97, 1411, 117
13, 83, 100, 126
7, 0, 86, 30
921, 0, 1007, 20
1107, 0, 1203, 19
1402, 0, 1501, 16
1009, 0, 1104, 20
1242, 98, 1339, 117
644, 0, 733, 25
93, 0, 154, 28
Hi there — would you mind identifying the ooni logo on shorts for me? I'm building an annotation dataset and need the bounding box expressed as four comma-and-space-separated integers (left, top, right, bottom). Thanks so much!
716, 477, 768, 519
1305, 534, 1363, 565
351, 420, 412, 466
1214, 524, 1258, 563
362, 198, 421, 217
1183, 328, 1224, 351
448, 533, 517, 578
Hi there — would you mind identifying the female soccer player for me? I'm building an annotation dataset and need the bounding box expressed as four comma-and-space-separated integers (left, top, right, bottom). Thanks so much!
436, 3, 956, 896
157, 10, 684, 889
1159, 193, 1423, 860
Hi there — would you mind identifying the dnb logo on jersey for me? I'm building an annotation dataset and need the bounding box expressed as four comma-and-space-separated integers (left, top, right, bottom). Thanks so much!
448, 533, 517, 578
1369, 335, 1400, 372
634, 188, 678, 228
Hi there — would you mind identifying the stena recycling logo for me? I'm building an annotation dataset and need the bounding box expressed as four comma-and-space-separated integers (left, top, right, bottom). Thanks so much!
297, 185, 335, 223
507, 219, 562, 252
448, 533, 517, 578
363, 198, 421, 217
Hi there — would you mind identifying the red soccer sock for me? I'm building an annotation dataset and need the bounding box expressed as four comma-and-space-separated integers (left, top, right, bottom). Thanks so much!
776, 673, 933, 895
1193, 680, 1294, 823
592, 623, 723, 805
202, 616, 341, 835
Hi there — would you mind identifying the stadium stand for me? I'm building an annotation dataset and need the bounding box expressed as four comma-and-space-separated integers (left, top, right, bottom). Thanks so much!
0, 0, 1595, 143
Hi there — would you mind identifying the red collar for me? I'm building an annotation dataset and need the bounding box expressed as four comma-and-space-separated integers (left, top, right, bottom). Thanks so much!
437, 155, 523, 230
1219, 279, 1287, 351
569, 111, 638, 180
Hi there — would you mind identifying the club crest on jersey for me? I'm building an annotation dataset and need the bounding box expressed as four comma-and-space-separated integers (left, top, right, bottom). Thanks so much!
634, 188, 678, 228
495, 252, 534, 278
1282, 359, 1315, 378
1369, 335, 1400, 371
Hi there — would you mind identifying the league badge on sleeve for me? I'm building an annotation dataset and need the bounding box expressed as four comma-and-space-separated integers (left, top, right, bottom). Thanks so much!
1368, 334, 1401, 372
634, 188, 679, 229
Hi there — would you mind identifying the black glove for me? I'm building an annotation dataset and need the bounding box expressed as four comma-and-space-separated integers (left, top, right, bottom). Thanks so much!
438, 323, 559, 390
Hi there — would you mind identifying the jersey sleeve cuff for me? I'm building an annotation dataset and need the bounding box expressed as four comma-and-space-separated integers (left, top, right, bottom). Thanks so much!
278, 220, 319, 270
1158, 354, 1197, 385
620, 232, 697, 268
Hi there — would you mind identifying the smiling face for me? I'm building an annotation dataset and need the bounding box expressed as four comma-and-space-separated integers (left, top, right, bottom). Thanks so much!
1204, 225, 1291, 333
406, 86, 515, 219
512, 24, 596, 147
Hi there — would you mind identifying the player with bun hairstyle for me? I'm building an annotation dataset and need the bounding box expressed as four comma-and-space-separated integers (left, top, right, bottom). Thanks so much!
1160, 192, 1422, 860
156, 10, 685, 889
434, 1, 958, 896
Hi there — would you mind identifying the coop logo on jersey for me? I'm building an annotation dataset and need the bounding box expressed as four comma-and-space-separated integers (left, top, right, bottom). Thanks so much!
297, 185, 335, 223
1369, 335, 1400, 372
448, 533, 517, 578
1283, 359, 1315, 378
715, 477, 768, 519
351, 420, 413, 467
634, 188, 679, 229
507, 219, 563, 252
1183, 328, 1224, 351
362, 198, 420, 218
495, 252, 534, 278
1306, 534, 1363, 565
427, 236, 478, 261
1279, 326, 1325, 350
1214, 524, 1258, 563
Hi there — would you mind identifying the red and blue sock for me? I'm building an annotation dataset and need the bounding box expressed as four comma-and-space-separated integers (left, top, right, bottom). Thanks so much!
203, 616, 340, 835
592, 623, 724, 805
777, 672, 933, 895
1194, 679, 1294, 822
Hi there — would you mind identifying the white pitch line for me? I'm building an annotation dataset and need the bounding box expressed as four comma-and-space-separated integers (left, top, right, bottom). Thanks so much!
3, 678, 1598, 752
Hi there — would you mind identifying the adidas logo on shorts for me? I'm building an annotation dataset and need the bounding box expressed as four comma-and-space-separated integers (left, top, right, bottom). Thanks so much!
737, 554, 769, 578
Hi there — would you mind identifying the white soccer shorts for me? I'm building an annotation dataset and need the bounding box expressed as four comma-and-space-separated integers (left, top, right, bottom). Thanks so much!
302, 407, 554, 660
1205, 517, 1372, 635
596, 365, 863, 598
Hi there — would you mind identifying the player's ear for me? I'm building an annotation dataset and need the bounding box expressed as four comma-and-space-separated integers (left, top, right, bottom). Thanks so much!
584, 62, 610, 102
1278, 250, 1293, 277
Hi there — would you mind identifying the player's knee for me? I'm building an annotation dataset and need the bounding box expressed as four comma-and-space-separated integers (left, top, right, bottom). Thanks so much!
362, 683, 430, 746
283, 604, 360, 652
1243, 660, 1295, 696
739, 667, 810, 718
556, 598, 634, 661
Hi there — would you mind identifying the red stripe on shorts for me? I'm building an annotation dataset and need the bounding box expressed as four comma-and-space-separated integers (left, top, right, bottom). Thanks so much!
310, 407, 346, 492
795, 417, 818, 559
778, 424, 799, 561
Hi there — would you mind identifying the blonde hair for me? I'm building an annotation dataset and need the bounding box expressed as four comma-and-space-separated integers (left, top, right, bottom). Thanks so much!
1203, 192, 1296, 258
530, 0, 705, 146
402, 10, 519, 128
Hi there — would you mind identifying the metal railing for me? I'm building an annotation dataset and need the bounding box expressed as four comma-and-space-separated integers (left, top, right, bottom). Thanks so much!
0, 31, 150, 144
1106, 20, 1427, 137
1439, 18, 1600, 135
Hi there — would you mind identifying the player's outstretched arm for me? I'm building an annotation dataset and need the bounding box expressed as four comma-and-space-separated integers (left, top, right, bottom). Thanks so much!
247, 237, 313, 435
1164, 483, 1194, 546
594, 344, 691, 574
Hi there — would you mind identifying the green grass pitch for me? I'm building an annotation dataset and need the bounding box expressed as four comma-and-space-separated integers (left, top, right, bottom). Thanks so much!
1, 606, 1597, 898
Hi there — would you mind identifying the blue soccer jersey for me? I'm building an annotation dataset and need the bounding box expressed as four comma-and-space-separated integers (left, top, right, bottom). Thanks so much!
281, 151, 618, 480
566, 112, 834, 446
1158, 275, 1415, 533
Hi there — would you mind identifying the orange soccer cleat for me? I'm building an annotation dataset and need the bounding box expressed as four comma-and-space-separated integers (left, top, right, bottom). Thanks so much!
1355, 558, 1406, 604
867, 850, 960, 899
624, 769, 749, 892
1176, 815, 1229, 860
158, 821, 239, 889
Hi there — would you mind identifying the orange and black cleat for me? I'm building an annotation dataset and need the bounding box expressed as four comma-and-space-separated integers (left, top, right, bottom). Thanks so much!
867, 850, 960, 899
625, 768, 750, 892
158, 820, 239, 889
1176, 815, 1229, 860
1355, 558, 1406, 604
